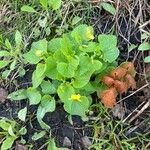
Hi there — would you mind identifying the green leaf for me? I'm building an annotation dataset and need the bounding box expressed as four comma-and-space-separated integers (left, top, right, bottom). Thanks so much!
23, 50, 40, 64
68, 96, 89, 117
128, 44, 137, 52
10, 59, 17, 71
57, 83, 75, 103
80, 82, 96, 95
41, 80, 56, 94
72, 56, 101, 88
24, 39, 47, 64
5, 39, 12, 49
45, 56, 58, 79
73, 71, 92, 88
48, 0, 61, 10
60, 34, 76, 58
7, 89, 27, 101
38, 17, 47, 28
0, 51, 10, 57
98, 34, 119, 62
26, 88, 41, 105
40, 0, 48, 9
77, 55, 92, 75
32, 63, 46, 88
32, 131, 46, 141
101, 2, 116, 15
41, 95, 56, 112
18, 107, 27, 122
0, 60, 10, 69
32, 39, 48, 53
92, 60, 102, 71
79, 42, 98, 52
57, 62, 75, 78
47, 139, 57, 150
8, 125, 16, 137
18, 127, 27, 135
15, 30, 22, 47
37, 106, 50, 130
53, 49, 67, 63
138, 42, 150, 51
21, 5, 36, 13
47, 38, 62, 53
71, 16, 82, 26
2, 70, 11, 79
0, 120, 10, 131
18, 67, 26, 77
47, 139, 69, 150
1, 136, 16, 150
144, 56, 150, 63
71, 24, 94, 43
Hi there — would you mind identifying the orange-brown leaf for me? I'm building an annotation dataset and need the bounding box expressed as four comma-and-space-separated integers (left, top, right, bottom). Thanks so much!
110, 67, 127, 79
114, 80, 128, 94
125, 74, 136, 90
102, 76, 115, 87
120, 62, 136, 77
100, 88, 117, 108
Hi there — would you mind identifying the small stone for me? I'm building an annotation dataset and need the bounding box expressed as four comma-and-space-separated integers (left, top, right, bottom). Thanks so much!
0, 88, 8, 103
81, 136, 92, 149
112, 104, 125, 120
15, 141, 28, 150
63, 137, 71, 148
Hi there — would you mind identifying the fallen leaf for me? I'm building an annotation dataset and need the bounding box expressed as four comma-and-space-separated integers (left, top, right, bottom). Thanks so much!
102, 76, 115, 87
114, 80, 128, 94
0, 88, 8, 103
100, 88, 117, 108
110, 67, 127, 79
125, 74, 136, 90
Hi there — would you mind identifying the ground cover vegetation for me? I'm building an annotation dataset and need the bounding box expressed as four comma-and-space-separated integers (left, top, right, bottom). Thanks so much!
0, 0, 150, 149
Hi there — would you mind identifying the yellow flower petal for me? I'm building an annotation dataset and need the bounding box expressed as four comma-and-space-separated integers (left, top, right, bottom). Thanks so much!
71, 94, 81, 102
35, 50, 42, 57
86, 27, 94, 40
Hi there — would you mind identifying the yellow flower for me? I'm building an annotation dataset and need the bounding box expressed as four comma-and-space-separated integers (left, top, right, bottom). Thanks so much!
35, 50, 42, 57
71, 94, 81, 102
86, 27, 94, 40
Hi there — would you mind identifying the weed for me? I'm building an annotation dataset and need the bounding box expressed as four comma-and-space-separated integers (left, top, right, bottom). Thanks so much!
0, 118, 27, 150
0, 31, 26, 79
8, 24, 119, 129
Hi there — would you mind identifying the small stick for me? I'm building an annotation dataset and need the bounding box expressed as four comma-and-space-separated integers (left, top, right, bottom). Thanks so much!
129, 100, 150, 123
117, 83, 149, 103
122, 101, 145, 123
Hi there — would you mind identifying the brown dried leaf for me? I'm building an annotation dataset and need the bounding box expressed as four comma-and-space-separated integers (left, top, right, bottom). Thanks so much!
125, 74, 136, 90
110, 67, 127, 79
100, 88, 117, 108
120, 62, 136, 77
102, 76, 114, 87
0, 88, 8, 103
114, 80, 128, 94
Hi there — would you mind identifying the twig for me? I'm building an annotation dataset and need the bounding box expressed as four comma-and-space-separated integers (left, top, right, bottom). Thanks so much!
128, 100, 150, 123
117, 83, 149, 103
122, 101, 145, 123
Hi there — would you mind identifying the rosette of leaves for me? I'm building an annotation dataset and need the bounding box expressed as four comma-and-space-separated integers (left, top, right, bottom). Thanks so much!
8, 24, 119, 129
